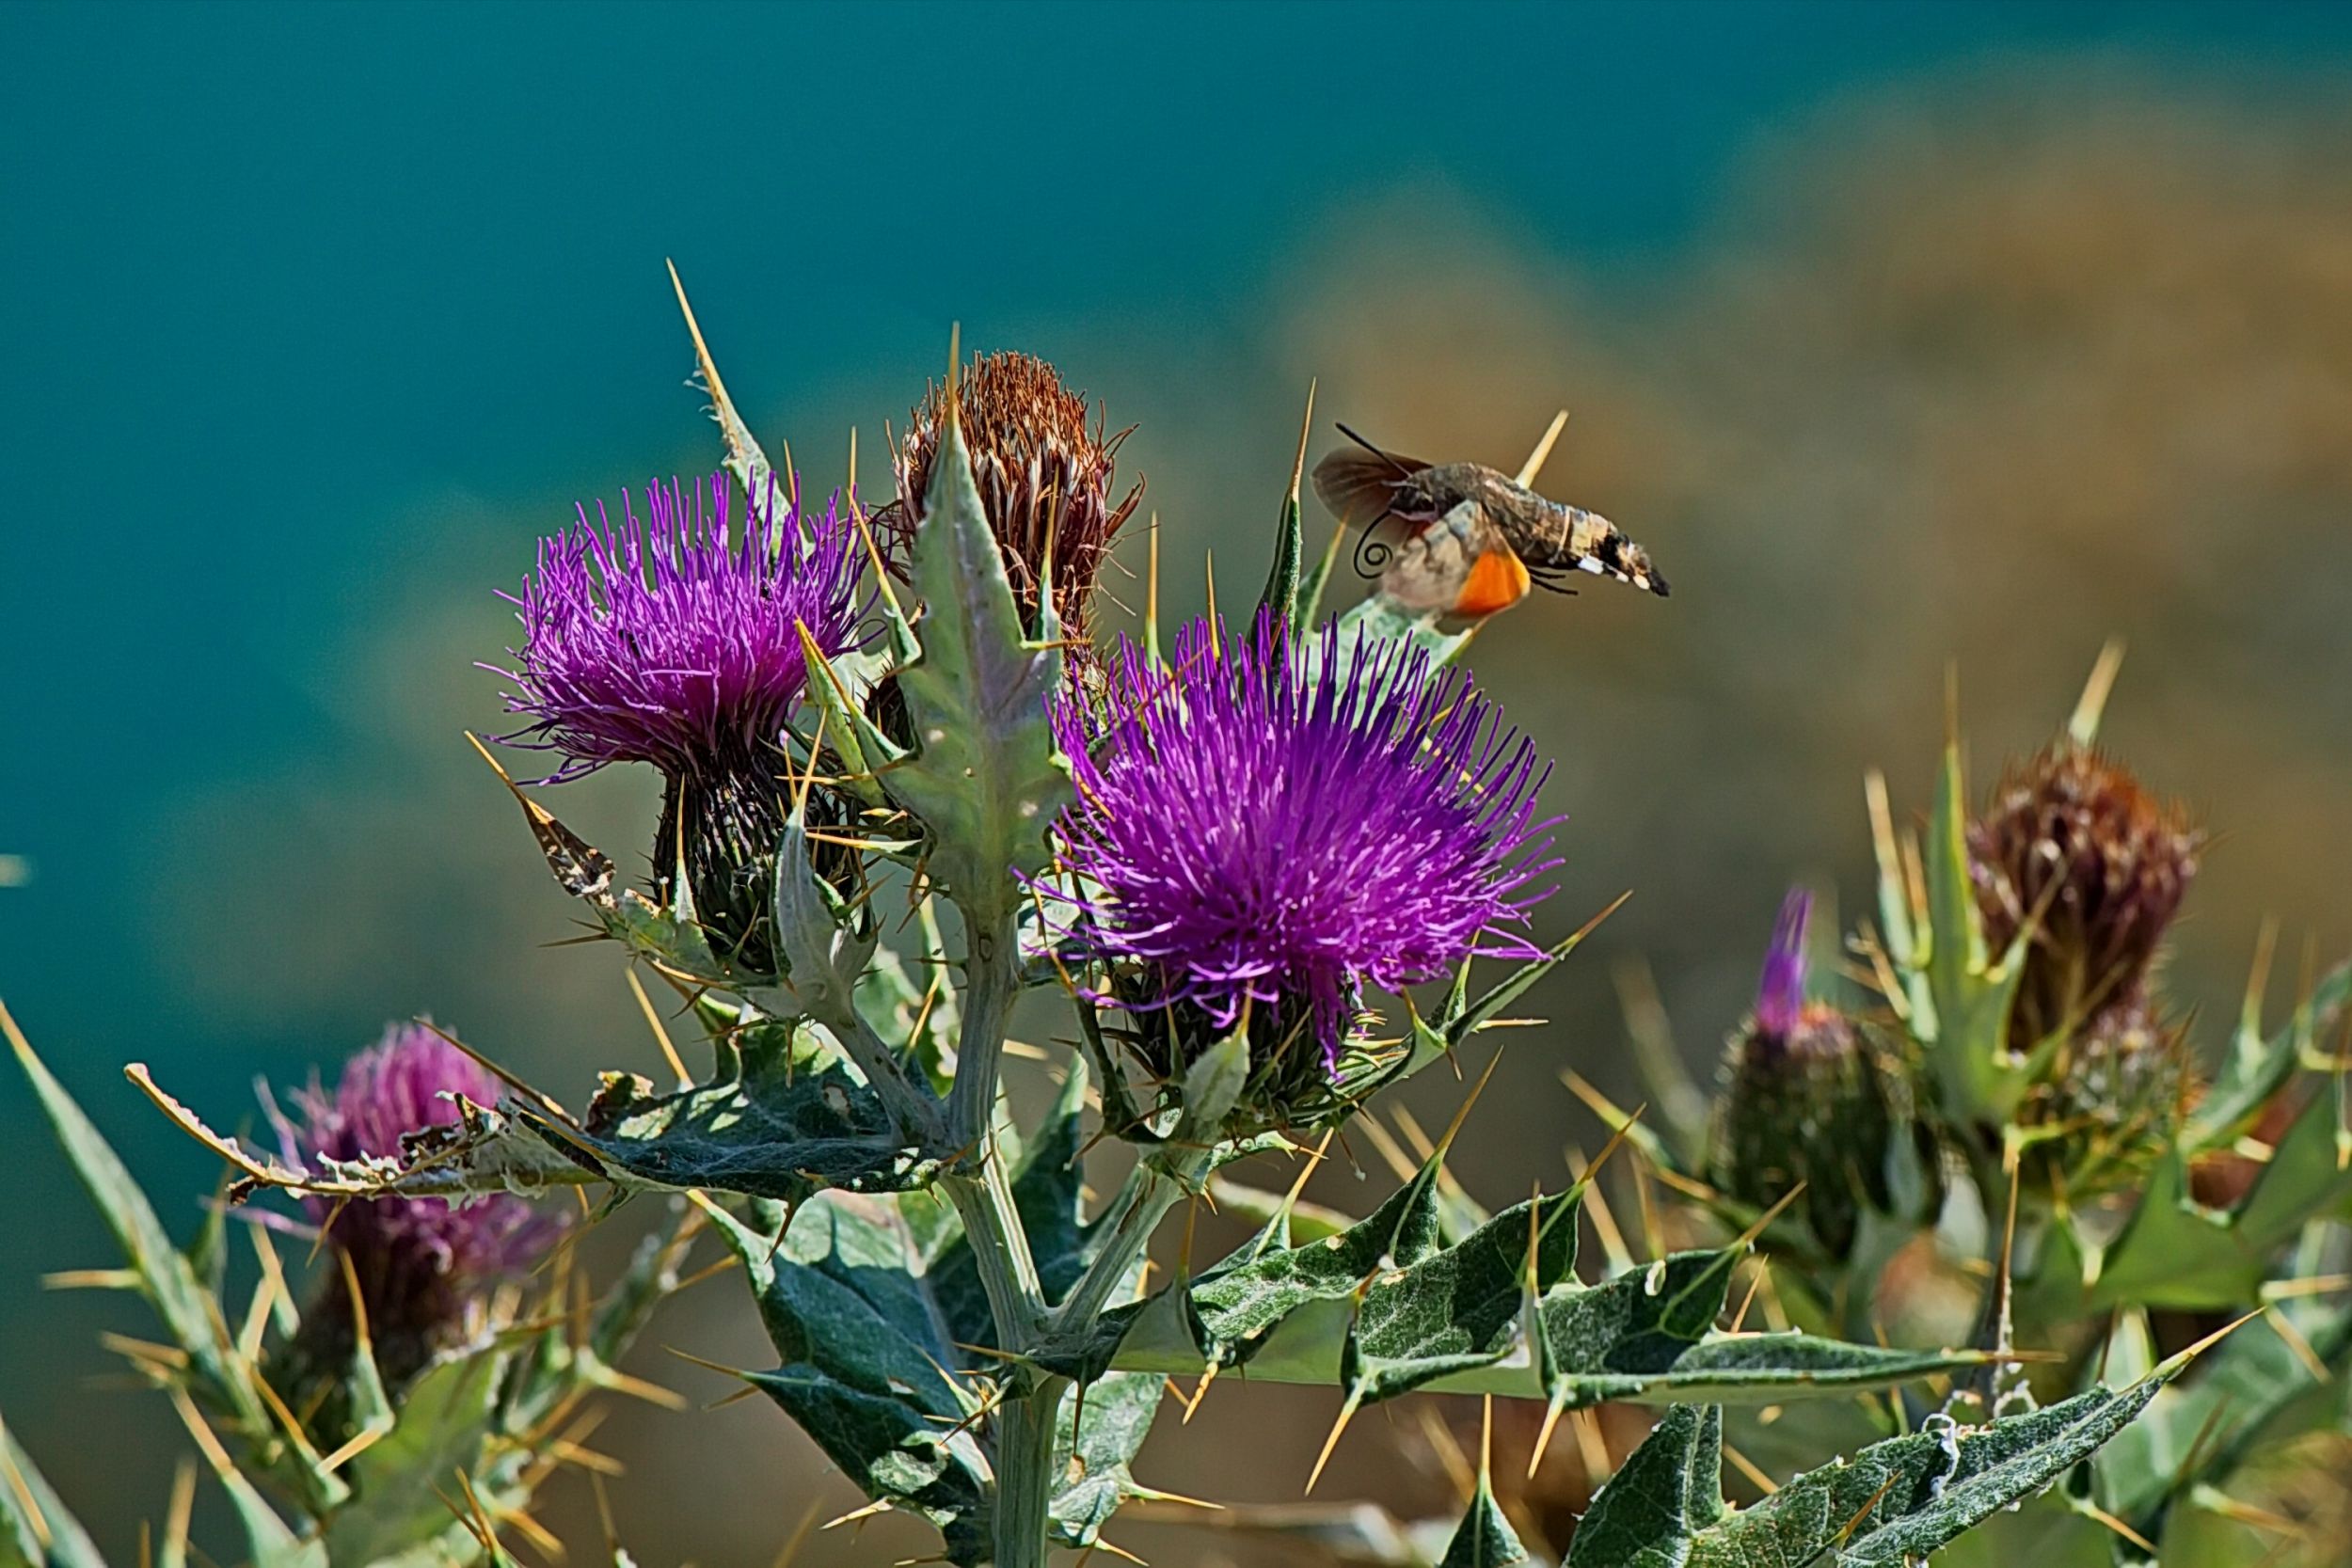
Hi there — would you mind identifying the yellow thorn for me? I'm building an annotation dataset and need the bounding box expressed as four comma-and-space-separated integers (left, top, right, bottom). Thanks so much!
1724, 1441, 1779, 1496
40, 1268, 140, 1291
1303, 1393, 1360, 1495
2067, 637, 2128, 748
1413, 1402, 1477, 1505
318, 1423, 387, 1475
1730, 1259, 1770, 1334
769, 1498, 824, 1567
597, 1366, 691, 1412
164, 1459, 194, 1559
626, 967, 693, 1087
2263, 1306, 2332, 1384
1180, 1356, 1220, 1425
822, 1497, 896, 1531
1565, 1145, 1634, 1275
1528, 1390, 1569, 1481
1478, 1393, 1496, 1485
0, 1421, 51, 1550
1431, 1046, 1508, 1164
2077, 1501, 2160, 1555
1514, 409, 1570, 487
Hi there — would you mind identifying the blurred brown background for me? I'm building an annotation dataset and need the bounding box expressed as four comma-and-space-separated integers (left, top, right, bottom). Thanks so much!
6, 5, 2351, 1562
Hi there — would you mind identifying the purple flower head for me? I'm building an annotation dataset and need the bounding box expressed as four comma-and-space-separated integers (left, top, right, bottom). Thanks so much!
1048, 610, 1560, 1095
282, 1023, 564, 1386
495, 472, 868, 783
1754, 887, 1812, 1042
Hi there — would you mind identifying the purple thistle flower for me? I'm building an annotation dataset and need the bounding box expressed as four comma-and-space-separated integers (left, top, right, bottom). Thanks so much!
494, 472, 867, 784
1048, 611, 1560, 1091
491, 472, 872, 970
281, 1023, 564, 1387
1753, 887, 1812, 1044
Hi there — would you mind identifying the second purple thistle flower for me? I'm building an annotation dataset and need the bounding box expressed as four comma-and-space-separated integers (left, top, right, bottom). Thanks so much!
1049, 610, 1561, 1107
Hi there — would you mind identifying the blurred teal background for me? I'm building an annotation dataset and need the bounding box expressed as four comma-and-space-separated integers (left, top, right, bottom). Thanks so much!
7, 2, 2352, 1560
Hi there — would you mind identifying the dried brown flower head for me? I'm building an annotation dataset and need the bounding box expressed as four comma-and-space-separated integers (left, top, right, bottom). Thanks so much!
891, 352, 1142, 643
1967, 744, 2202, 1057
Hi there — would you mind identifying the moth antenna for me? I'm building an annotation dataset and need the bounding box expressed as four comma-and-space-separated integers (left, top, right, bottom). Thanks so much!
1333, 422, 1413, 475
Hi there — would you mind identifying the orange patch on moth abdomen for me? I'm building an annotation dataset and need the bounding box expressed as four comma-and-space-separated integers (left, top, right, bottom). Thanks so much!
1454, 546, 1532, 617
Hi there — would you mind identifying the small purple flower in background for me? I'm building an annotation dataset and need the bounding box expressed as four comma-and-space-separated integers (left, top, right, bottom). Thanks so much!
492, 472, 871, 970
1750, 887, 1820, 1053
281, 1023, 564, 1389
1047, 610, 1559, 1111
1708, 888, 1899, 1256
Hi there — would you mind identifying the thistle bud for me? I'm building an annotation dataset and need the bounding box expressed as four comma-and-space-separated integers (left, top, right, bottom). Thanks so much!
2019, 992, 2192, 1195
891, 352, 1142, 644
279, 1025, 564, 1397
1708, 890, 1895, 1257
1966, 744, 2202, 1056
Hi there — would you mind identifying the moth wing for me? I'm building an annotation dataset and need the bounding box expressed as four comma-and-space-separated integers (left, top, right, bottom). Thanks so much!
1379, 501, 1531, 617
1311, 450, 1412, 526
1311, 428, 1435, 526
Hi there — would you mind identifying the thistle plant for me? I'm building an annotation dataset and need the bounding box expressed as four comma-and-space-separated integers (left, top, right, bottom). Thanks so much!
7, 285, 2328, 1568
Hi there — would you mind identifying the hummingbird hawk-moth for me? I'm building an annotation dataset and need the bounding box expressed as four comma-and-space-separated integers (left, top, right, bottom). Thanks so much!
1311, 424, 1669, 618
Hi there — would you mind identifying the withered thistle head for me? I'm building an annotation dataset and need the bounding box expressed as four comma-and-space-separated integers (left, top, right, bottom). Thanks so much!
1967, 743, 2202, 1056
1708, 889, 1896, 1257
892, 352, 1142, 642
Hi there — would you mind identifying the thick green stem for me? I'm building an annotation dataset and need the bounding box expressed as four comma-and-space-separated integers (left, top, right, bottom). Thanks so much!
944, 1147, 1046, 1348
946, 912, 1021, 1155
1050, 1144, 1214, 1336
989, 1371, 1069, 1568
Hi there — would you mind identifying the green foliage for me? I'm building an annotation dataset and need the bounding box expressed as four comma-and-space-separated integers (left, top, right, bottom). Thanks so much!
1567, 1372, 2171, 1567
706, 1062, 1157, 1561
37, 300, 2328, 1568
1107, 1141, 1995, 1418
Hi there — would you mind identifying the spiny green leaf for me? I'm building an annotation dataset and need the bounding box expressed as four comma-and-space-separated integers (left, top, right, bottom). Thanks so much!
669, 260, 788, 517
708, 1195, 992, 1564
2082, 1076, 2352, 1312
1565, 1404, 1726, 1567
1109, 1164, 1992, 1408
317, 1356, 501, 1567
1919, 738, 2033, 1123
1257, 384, 1314, 640
767, 803, 877, 1017
1344, 1191, 1577, 1404
886, 404, 1072, 927
1436, 1470, 1529, 1568
2096, 1288, 2352, 1536
205, 1025, 928, 1212
8, 1019, 262, 1432
1048, 1371, 1162, 1549
2183, 956, 2351, 1154
1570, 1373, 2171, 1567
0, 1409, 107, 1568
